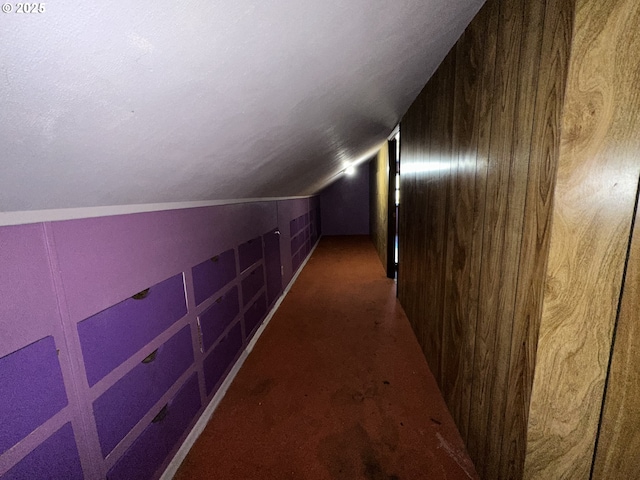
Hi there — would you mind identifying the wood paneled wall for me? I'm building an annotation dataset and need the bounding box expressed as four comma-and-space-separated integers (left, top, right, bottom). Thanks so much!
369, 144, 389, 268
592, 190, 640, 478
525, 0, 640, 478
397, 0, 574, 477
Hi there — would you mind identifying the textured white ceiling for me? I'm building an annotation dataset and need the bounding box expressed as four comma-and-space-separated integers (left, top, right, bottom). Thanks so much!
0, 0, 483, 213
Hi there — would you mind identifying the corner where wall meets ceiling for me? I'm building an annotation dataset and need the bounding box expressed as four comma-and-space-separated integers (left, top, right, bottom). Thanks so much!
0, 0, 484, 225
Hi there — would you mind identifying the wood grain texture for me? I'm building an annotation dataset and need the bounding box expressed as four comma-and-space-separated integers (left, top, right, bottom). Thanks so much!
417, 72, 437, 364
369, 144, 389, 270
428, 50, 455, 385
592, 186, 640, 478
483, 1, 551, 476
468, 0, 528, 472
524, 0, 640, 477
440, 3, 492, 442
500, 0, 575, 478
396, 0, 572, 476
398, 91, 425, 346
462, 0, 497, 445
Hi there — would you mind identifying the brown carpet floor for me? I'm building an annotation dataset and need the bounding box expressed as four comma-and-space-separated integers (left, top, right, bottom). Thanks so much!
175, 236, 478, 480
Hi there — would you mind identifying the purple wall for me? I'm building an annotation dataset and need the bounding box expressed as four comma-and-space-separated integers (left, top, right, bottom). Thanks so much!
0, 198, 320, 480
319, 162, 370, 235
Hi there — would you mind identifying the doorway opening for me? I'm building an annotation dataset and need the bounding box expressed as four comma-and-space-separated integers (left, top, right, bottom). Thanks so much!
386, 129, 400, 280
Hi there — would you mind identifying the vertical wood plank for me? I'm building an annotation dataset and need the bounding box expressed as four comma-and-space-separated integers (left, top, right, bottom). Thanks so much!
430, 50, 456, 385
440, 19, 482, 430
499, 0, 575, 477
461, 0, 499, 445
396, 0, 573, 475
524, 0, 640, 477
369, 144, 389, 269
481, 0, 548, 476
592, 182, 640, 478
418, 74, 439, 364
468, 1, 525, 474
412, 89, 431, 354
398, 90, 425, 344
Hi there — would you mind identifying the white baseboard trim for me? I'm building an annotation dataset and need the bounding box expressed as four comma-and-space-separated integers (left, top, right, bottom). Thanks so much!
160, 237, 321, 480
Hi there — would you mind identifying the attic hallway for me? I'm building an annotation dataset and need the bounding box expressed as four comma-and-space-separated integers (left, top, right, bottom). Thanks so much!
174, 236, 478, 480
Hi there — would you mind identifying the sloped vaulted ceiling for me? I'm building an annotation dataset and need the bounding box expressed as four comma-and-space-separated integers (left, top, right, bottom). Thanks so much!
0, 0, 484, 217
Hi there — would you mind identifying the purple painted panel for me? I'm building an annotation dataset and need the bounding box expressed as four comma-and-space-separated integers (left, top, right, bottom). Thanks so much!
238, 236, 263, 272
241, 265, 264, 306
311, 207, 319, 242
319, 163, 370, 235
289, 218, 297, 237
191, 248, 236, 306
278, 198, 309, 221
3, 423, 83, 480
315, 205, 322, 237
0, 336, 68, 455
93, 325, 193, 456
51, 202, 277, 323
304, 212, 310, 226
244, 293, 268, 339
292, 232, 304, 253
106, 374, 201, 480
292, 251, 302, 273
263, 229, 282, 307
78, 273, 187, 387
198, 286, 240, 353
0, 224, 61, 358
277, 199, 310, 289
203, 323, 243, 395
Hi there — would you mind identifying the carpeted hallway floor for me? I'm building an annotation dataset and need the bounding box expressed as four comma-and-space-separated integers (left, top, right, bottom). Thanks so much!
174, 236, 477, 480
